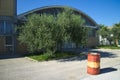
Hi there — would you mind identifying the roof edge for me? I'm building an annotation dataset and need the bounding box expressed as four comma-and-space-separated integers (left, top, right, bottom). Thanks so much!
18, 5, 98, 26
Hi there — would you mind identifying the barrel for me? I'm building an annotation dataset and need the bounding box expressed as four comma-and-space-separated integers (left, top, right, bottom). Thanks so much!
87, 52, 100, 75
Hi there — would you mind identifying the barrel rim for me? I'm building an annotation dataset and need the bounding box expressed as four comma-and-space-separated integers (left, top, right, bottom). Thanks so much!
88, 52, 100, 56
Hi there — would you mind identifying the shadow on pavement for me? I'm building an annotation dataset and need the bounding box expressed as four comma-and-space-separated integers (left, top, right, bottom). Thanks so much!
0, 54, 23, 60
89, 49, 118, 58
58, 49, 118, 62
100, 67, 117, 74
0, 49, 118, 61
57, 56, 87, 62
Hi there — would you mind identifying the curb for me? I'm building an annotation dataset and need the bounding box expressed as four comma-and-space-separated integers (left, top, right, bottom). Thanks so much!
25, 57, 39, 62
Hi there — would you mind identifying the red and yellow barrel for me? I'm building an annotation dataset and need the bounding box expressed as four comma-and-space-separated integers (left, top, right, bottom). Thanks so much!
87, 52, 100, 75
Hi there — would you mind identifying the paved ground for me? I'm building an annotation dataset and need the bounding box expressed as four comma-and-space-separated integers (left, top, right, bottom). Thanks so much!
0, 49, 120, 80
81, 64, 120, 80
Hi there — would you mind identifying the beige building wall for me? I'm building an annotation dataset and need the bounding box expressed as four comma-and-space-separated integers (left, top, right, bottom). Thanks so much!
87, 37, 98, 48
0, 37, 5, 53
0, 0, 16, 16
0, 0, 16, 54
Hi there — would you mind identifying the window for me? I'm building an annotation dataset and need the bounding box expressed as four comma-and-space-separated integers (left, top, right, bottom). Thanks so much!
5, 36, 13, 53
0, 21, 4, 34
5, 36, 13, 45
6, 21, 13, 34
0, 20, 13, 34
88, 28, 96, 37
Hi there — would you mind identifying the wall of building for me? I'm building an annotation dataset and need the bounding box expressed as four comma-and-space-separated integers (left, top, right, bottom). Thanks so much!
0, 0, 16, 16
87, 37, 98, 48
0, 37, 5, 53
0, 0, 16, 54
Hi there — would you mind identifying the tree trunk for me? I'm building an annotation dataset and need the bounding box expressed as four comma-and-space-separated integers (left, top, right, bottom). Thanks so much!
75, 44, 79, 53
116, 39, 118, 46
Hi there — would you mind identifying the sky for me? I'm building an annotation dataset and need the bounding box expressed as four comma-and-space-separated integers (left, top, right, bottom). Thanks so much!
17, 0, 120, 27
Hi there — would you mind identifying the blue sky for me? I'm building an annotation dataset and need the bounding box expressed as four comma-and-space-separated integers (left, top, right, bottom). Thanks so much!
17, 0, 120, 26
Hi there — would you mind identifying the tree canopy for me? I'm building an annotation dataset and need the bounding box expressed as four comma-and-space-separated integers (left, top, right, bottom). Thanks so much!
18, 8, 87, 54
112, 22, 120, 40
97, 24, 109, 38
97, 24, 113, 45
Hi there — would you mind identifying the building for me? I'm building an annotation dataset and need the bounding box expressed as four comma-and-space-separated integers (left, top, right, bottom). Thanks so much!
98, 27, 114, 46
0, 0, 17, 54
0, 0, 99, 54
18, 6, 99, 52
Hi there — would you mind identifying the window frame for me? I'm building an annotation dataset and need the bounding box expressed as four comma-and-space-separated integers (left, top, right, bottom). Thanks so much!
0, 20, 13, 34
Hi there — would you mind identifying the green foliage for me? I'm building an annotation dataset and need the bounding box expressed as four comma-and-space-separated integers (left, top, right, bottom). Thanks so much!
57, 7, 87, 47
97, 45, 120, 49
27, 52, 83, 61
67, 14, 87, 47
97, 24, 113, 45
112, 22, 120, 40
18, 7, 87, 54
18, 14, 55, 52
97, 25, 109, 38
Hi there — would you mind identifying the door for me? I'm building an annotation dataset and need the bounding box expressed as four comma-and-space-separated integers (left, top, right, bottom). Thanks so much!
5, 36, 14, 54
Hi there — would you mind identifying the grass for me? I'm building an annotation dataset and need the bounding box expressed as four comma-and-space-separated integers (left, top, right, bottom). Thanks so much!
26, 52, 84, 61
97, 45, 120, 49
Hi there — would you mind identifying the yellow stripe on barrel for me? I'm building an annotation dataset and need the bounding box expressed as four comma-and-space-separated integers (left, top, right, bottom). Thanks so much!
87, 61, 100, 68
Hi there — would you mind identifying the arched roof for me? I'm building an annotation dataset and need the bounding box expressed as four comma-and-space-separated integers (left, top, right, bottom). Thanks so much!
18, 5, 98, 27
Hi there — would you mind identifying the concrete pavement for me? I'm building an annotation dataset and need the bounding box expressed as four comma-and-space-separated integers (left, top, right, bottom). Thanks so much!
81, 49, 120, 80
81, 64, 120, 80
0, 49, 120, 80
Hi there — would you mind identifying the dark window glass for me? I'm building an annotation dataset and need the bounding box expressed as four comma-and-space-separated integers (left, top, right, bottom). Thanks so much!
88, 28, 96, 37
6, 21, 13, 34
0, 21, 13, 34
0, 21, 4, 34
5, 36, 12, 45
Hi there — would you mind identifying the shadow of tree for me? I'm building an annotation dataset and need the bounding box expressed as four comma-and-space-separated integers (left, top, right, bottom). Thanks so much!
57, 49, 118, 62
89, 49, 118, 58
57, 55, 87, 62
0, 49, 118, 61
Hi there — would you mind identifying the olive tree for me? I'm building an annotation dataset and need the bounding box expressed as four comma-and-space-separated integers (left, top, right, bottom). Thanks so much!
18, 14, 56, 53
18, 8, 87, 54
56, 8, 87, 48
